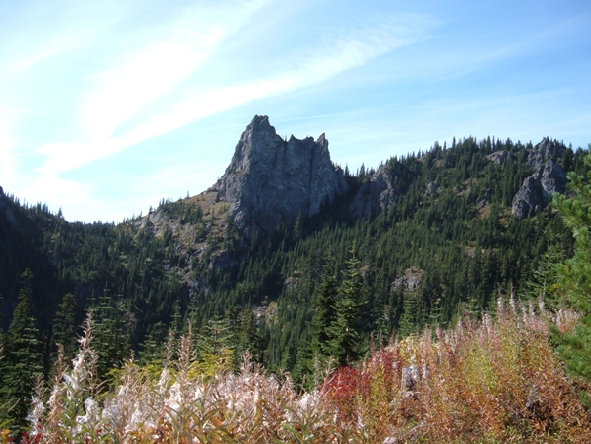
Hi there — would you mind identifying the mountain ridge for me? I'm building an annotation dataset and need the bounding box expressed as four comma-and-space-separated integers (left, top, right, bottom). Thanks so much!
0, 116, 586, 386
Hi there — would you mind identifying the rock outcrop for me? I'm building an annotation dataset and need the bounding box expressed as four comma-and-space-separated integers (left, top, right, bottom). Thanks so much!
526, 137, 565, 169
214, 115, 348, 232
487, 150, 511, 165
350, 161, 413, 218
392, 267, 424, 292
511, 138, 567, 219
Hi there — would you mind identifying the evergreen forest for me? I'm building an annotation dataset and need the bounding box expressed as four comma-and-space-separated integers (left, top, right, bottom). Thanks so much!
1, 135, 590, 441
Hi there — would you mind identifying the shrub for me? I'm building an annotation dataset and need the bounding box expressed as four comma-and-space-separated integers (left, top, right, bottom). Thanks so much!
22, 298, 591, 443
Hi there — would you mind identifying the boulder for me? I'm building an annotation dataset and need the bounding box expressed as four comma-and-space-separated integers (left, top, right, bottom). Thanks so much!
487, 150, 511, 165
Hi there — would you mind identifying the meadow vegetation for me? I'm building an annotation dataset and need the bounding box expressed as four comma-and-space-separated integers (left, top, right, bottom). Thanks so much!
8, 298, 589, 443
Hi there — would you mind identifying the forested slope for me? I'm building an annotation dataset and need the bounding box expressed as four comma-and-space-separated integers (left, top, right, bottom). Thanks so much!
0, 128, 588, 431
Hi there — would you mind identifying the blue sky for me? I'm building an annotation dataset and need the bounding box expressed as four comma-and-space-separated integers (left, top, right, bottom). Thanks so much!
1, 0, 589, 222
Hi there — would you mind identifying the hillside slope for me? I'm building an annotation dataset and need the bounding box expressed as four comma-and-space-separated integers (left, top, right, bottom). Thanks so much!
0, 118, 586, 378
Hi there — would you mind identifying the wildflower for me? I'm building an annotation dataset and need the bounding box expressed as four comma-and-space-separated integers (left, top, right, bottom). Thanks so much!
26, 393, 44, 441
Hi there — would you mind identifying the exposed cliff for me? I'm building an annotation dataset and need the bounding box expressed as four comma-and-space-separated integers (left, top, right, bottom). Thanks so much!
511, 138, 567, 219
213, 115, 348, 232
350, 161, 414, 218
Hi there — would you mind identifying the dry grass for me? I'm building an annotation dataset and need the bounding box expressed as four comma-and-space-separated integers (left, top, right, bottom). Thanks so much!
14, 299, 591, 443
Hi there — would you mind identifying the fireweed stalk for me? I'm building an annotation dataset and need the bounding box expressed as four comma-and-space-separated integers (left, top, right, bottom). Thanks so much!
19, 299, 591, 443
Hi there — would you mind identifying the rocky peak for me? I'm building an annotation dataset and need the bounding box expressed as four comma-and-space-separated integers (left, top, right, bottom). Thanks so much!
214, 115, 348, 232
526, 137, 565, 169
511, 138, 567, 219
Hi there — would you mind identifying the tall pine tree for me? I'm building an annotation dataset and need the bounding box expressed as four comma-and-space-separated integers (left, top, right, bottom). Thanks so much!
327, 244, 367, 366
553, 152, 591, 405
310, 257, 338, 359
1, 269, 42, 433
52, 292, 78, 362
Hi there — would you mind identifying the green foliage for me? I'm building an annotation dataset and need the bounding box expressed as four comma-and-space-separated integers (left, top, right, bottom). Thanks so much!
227, 307, 264, 368
194, 317, 234, 379
0, 136, 584, 423
554, 153, 591, 312
90, 289, 131, 382
137, 321, 169, 368
309, 257, 338, 359
0, 269, 42, 434
326, 244, 367, 366
52, 293, 77, 361
553, 151, 591, 404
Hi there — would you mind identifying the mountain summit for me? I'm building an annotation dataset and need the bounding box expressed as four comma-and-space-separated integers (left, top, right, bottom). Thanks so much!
213, 115, 348, 232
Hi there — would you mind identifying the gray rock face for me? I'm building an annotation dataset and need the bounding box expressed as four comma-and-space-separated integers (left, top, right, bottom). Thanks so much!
511, 138, 567, 219
512, 176, 547, 219
486, 150, 511, 165
526, 137, 565, 169
215, 115, 348, 232
392, 267, 424, 292
476, 188, 493, 212
351, 162, 412, 218
425, 181, 440, 197
540, 160, 566, 195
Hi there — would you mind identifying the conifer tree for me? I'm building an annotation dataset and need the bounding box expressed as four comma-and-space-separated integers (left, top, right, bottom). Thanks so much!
1, 269, 42, 432
170, 298, 183, 345
52, 293, 77, 361
398, 291, 419, 337
233, 308, 263, 365
195, 317, 233, 377
310, 257, 338, 359
91, 288, 129, 381
327, 244, 367, 366
553, 152, 591, 405
138, 321, 168, 367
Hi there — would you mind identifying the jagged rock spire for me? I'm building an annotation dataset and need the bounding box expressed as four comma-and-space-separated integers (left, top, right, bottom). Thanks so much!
214, 115, 348, 232
512, 138, 567, 219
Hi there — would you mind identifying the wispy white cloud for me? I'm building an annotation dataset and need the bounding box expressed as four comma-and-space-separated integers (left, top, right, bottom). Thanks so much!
3, 1, 128, 75
31, 0, 271, 178
78, 0, 271, 139
135, 15, 436, 134
0, 106, 18, 188
37, 11, 438, 179
9, 42, 67, 74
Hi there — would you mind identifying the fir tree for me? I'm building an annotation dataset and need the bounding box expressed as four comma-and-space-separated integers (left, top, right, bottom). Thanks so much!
327, 244, 367, 366
1, 269, 42, 433
310, 257, 338, 359
52, 293, 78, 361
195, 317, 233, 378
553, 152, 591, 405
232, 308, 263, 366
138, 321, 168, 367
398, 291, 419, 337
91, 288, 129, 381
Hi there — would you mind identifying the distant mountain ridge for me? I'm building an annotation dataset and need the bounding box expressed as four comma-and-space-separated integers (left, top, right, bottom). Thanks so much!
208, 117, 568, 231
0, 115, 586, 385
